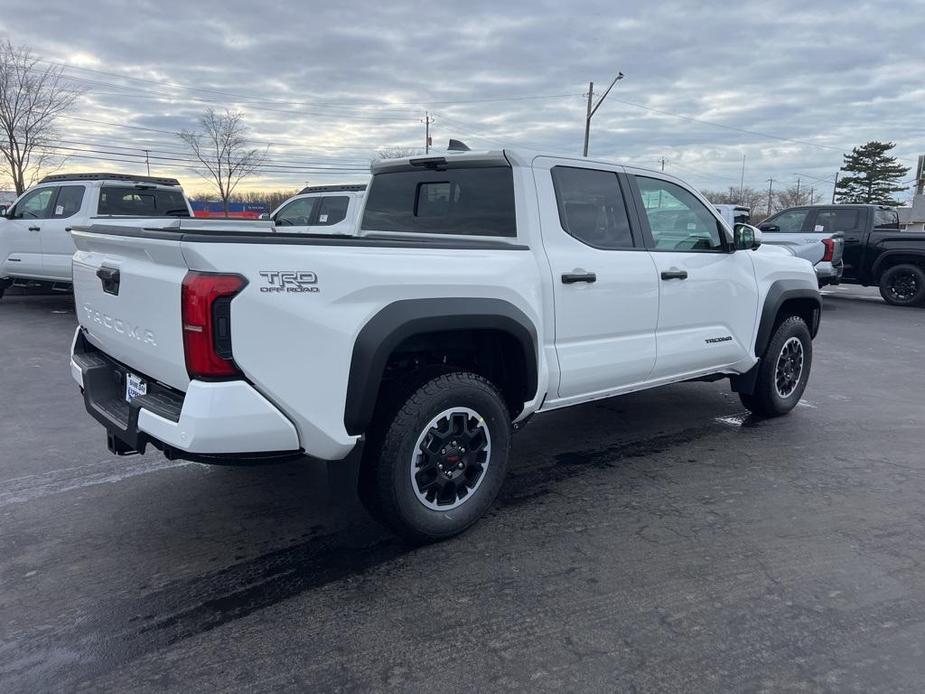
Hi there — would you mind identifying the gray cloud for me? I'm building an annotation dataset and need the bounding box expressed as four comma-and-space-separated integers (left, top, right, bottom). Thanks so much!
1, 0, 922, 197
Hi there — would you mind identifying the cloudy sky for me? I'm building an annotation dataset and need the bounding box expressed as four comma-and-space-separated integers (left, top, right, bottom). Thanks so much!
3, 0, 924, 199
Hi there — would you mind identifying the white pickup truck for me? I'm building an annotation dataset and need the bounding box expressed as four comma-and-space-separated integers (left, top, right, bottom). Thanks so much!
0, 173, 193, 297
69, 148, 822, 542
265, 184, 367, 235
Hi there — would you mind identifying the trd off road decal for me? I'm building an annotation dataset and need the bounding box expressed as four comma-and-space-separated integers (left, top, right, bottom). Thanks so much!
258, 271, 319, 293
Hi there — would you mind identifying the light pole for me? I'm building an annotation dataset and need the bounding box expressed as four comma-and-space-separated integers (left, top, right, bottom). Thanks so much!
583, 71, 624, 157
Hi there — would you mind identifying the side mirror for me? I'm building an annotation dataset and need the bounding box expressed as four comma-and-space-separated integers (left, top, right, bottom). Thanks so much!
0, 205, 7, 218
258, 212, 270, 221
734, 223, 763, 251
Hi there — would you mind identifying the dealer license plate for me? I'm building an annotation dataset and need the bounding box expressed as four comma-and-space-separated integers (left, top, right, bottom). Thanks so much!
125, 372, 147, 403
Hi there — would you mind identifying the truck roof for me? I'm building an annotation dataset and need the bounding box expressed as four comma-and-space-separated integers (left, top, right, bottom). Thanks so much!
38, 172, 182, 187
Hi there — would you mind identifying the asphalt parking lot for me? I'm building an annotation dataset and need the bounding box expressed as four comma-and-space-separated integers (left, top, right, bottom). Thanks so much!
1, 286, 924, 693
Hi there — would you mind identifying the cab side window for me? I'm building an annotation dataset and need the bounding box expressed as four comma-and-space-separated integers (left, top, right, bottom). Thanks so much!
874, 209, 899, 229
11, 187, 56, 219
634, 176, 725, 251
52, 185, 86, 218
316, 196, 349, 226
551, 166, 635, 249
275, 197, 317, 226
813, 208, 861, 233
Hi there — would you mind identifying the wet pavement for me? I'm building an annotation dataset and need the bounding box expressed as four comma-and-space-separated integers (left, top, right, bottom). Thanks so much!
1, 286, 924, 692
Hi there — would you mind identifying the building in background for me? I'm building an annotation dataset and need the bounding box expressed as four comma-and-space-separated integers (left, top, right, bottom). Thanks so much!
898, 195, 925, 232
190, 201, 268, 218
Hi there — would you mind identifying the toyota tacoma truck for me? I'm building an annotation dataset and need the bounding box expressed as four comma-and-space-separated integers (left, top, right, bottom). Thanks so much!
69, 147, 822, 542
0, 173, 193, 298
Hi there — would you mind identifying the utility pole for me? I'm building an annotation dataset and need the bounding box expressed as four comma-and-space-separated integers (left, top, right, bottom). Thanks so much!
422, 112, 433, 154
582, 71, 624, 157
796, 176, 801, 199
832, 171, 839, 204
767, 177, 775, 216
143, 149, 150, 176
660, 157, 666, 171
739, 154, 746, 199
810, 185, 815, 204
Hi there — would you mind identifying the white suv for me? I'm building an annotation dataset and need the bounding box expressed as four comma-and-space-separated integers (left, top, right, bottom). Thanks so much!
267, 184, 366, 234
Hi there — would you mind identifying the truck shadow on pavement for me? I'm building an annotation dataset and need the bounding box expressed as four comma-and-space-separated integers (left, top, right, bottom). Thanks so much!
10, 383, 760, 690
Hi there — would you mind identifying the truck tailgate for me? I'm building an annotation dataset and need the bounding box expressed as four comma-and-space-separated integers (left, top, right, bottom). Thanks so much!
71, 227, 191, 391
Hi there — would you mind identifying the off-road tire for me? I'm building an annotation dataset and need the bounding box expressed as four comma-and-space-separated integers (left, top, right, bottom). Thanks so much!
739, 316, 812, 417
878, 264, 925, 307
360, 371, 511, 544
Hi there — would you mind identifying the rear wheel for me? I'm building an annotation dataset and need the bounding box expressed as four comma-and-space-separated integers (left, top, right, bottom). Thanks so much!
739, 316, 812, 417
879, 264, 925, 306
361, 371, 511, 544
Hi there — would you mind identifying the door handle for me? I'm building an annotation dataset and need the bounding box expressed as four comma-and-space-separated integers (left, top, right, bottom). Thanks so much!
561, 271, 596, 284
844, 236, 859, 242
28, 226, 40, 231
660, 269, 688, 280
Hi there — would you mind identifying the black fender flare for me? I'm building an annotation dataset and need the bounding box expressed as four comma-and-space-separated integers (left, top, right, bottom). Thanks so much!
754, 280, 822, 357
344, 298, 539, 436
870, 250, 925, 281
732, 280, 821, 395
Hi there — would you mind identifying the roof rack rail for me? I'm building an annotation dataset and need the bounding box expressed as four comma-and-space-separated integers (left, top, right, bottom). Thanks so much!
38, 172, 181, 186
296, 184, 367, 195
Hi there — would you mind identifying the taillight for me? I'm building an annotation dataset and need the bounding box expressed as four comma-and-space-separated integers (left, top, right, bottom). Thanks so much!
821, 238, 835, 262
181, 272, 247, 379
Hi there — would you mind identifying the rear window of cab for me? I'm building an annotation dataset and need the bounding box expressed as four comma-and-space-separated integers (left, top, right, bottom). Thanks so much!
361, 166, 516, 237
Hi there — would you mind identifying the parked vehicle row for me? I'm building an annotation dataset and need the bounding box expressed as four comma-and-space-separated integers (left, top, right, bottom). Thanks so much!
68, 147, 821, 542
759, 204, 925, 306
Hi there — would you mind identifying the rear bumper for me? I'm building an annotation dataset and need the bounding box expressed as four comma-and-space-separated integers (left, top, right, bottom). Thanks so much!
815, 261, 843, 287
70, 329, 301, 462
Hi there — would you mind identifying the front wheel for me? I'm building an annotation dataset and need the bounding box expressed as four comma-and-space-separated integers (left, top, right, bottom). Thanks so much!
879, 264, 925, 306
362, 372, 512, 544
739, 316, 813, 417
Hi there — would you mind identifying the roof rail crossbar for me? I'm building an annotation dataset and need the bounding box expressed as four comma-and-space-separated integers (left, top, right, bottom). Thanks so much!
38, 172, 181, 186
296, 184, 367, 195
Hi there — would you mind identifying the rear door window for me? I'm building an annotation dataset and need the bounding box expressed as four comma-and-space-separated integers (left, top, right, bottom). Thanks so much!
316, 196, 349, 225
551, 166, 635, 249
874, 209, 899, 229
98, 187, 190, 216
811, 208, 862, 233
361, 166, 516, 237
52, 185, 86, 218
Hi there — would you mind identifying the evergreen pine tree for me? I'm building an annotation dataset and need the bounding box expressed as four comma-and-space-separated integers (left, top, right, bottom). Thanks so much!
835, 141, 910, 205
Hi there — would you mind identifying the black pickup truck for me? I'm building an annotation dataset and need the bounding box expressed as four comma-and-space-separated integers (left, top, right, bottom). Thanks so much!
759, 204, 925, 306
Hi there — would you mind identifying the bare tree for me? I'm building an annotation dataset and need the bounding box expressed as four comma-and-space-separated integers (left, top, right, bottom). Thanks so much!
0, 41, 81, 195
702, 185, 768, 215
773, 183, 820, 212
178, 108, 266, 217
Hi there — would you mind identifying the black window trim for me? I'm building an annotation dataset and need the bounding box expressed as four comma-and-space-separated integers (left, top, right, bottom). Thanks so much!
550, 165, 642, 251
626, 174, 732, 253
